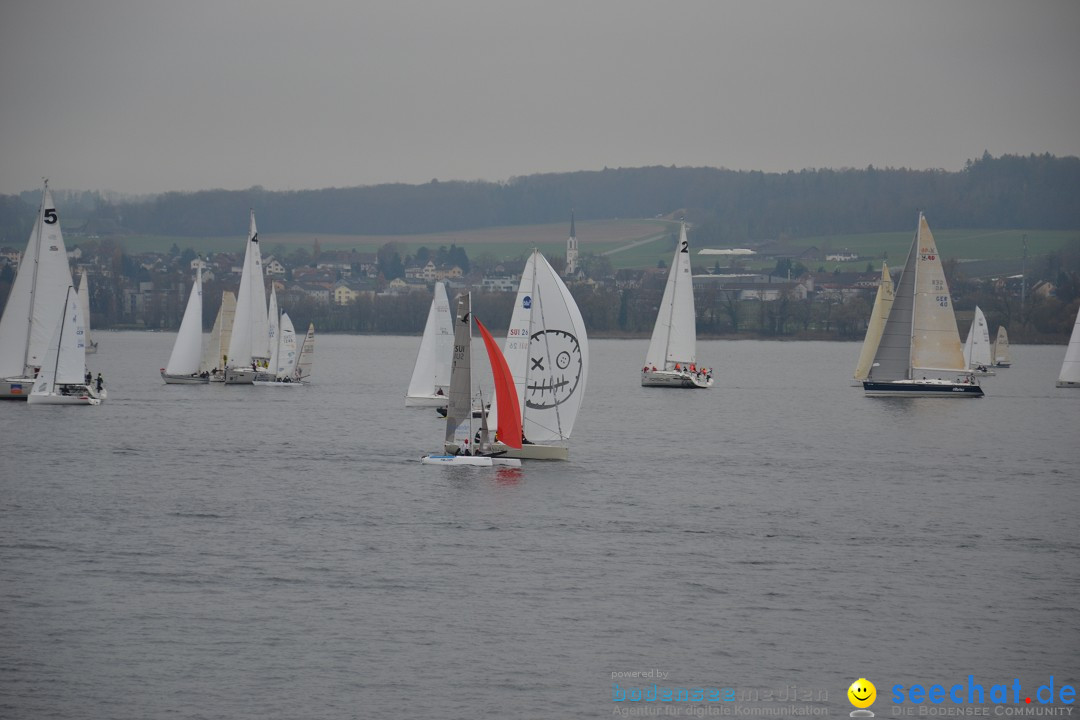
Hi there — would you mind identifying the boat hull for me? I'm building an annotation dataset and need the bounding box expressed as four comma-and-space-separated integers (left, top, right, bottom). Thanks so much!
27, 384, 104, 405
641, 370, 713, 388
1057, 380, 1080, 388
421, 454, 521, 467
161, 370, 209, 384
863, 379, 984, 397
224, 368, 257, 385
0, 377, 34, 400
994, 362, 1011, 368
491, 442, 570, 460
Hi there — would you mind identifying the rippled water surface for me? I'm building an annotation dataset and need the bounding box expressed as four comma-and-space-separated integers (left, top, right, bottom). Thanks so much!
2, 332, 1078, 719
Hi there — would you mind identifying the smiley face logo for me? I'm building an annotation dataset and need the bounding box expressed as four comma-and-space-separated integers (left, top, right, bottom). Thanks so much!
525, 329, 583, 409
848, 678, 876, 709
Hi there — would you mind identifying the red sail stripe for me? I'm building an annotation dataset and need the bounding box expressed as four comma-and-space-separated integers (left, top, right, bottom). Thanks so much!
475, 317, 523, 449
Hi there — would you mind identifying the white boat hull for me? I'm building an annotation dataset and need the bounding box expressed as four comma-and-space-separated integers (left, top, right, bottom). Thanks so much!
1057, 380, 1080, 388
253, 378, 304, 386
641, 369, 713, 388
161, 370, 209, 384
421, 454, 522, 467
0, 377, 34, 399
405, 394, 449, 408
863, 378, 984, 397
27, 384, 105, 405
224, 367, 257, 385
491, 442, 569, 461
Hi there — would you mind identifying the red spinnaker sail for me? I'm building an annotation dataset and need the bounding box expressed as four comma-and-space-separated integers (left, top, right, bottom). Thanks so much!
475, 317, 523, 449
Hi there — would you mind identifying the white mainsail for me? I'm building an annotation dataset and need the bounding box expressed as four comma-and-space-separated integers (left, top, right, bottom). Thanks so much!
226, 210, 270, 368
854, 263, 894, 382
77, 269, 96, 352
962, 306, 993, 369
275, 312, 298, 379
30, 286, 86, 396
164, 267, 204, 376
202, 291, 236, 374
498, 250, 589, 444
266, 285, 280, 375
0, 182, 76, 380
644, 223, 697, 370
1057, 306, 1080, 387
407, 281, 453, 402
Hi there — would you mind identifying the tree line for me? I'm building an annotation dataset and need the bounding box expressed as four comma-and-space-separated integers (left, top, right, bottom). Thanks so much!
1, 153, 1077, 246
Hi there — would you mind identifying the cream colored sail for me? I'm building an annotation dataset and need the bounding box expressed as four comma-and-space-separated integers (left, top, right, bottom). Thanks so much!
854, 262, 894, 381
910, 215, 966, 374
993, 326, 1011, 366
201, 291, 236, 373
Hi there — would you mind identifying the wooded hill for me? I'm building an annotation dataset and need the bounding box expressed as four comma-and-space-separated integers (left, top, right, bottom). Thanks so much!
1, 153, 1078, 246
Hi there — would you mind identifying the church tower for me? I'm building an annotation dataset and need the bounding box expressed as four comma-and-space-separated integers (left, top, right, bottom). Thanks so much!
565, 210, 578, 276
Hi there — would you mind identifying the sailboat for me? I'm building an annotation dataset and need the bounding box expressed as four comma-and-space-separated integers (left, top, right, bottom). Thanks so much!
992, 326, 1011, 368
77, 269, 98, 354
863, 213, 983, 397
961, 305, 995, 375
255, 287, 307, 385
0, 181, 76, 400
224, 210, 270, 384
853, 263, 895, 384
161, 266, 207, 383
1056, 305, 1080, 388
294, 322, 315, 382
641, 223, 713, 388
406, 281, 453, 406
489, 249, 589, 460
422, 292, 522, 467
201, 291, 235, 382
27, 286, 105, 406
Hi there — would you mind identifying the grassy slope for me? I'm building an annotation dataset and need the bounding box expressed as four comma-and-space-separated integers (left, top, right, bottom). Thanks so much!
103, 220, 1077, 274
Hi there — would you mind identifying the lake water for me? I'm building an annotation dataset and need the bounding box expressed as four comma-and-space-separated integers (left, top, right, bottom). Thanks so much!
1, 332, 1077, 719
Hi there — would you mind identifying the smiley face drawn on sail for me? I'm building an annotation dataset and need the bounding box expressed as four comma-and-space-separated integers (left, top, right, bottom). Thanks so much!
525, 328, 583, 409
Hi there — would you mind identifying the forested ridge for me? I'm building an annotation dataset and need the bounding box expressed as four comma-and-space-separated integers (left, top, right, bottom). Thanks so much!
2, 153, 1078, 245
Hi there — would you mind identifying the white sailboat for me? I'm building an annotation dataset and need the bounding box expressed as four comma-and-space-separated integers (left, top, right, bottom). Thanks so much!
161, 266, 207, 384
1056, 305, 1080, 388
255, 289, 306, 385
853, 262, 895, 385
641, 223, 713, 388
422, 292, 521, 467
992, 326, 1011, 368
863, 213, 983, 397
27, 286, 105, 406
224, 210, 270, 384
961, 305, 995, 375
405, 281, 453, 406
77, 269, 98, 354
0, 181, 77, 400
294, 322, 315, 383
489, 249, 589, 460
201, 291, 235, 382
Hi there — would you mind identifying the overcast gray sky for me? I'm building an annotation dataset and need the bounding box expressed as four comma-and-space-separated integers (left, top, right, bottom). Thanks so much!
1, 0, 1078, 196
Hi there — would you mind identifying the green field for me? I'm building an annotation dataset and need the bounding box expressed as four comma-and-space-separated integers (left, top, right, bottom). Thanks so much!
86, 221, 1078, 274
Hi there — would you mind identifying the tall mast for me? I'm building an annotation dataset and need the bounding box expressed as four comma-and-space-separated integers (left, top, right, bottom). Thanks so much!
908, 214, 921, 379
